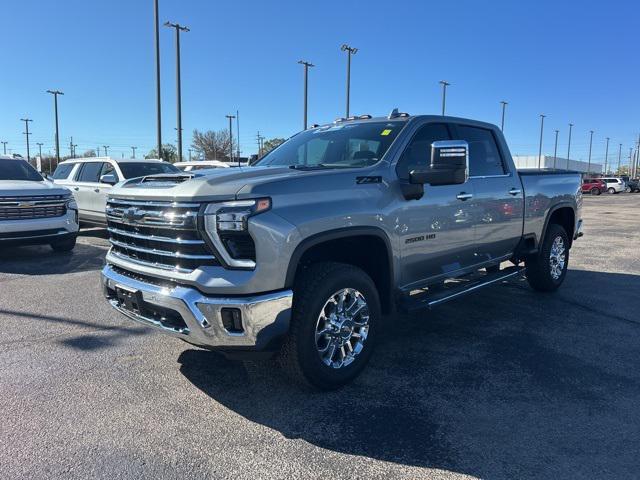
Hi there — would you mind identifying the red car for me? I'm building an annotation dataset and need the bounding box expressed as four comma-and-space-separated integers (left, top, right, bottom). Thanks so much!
582, 179, 606, 195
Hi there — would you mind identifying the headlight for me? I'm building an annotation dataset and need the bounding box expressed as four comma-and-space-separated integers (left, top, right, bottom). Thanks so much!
66, 199, 78, 210
202, 198, 271, 268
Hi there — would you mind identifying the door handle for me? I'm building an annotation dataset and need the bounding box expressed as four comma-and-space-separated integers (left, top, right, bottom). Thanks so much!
73, 187, 79, 191
508, 188, 522, 196
456, 192, 473, 201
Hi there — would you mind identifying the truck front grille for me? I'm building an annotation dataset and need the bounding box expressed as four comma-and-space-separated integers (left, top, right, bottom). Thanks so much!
106, 198, 219, 273
0, 195, 67, 221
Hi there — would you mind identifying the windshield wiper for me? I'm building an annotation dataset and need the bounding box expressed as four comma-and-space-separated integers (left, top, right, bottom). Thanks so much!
288, 163, 333, 170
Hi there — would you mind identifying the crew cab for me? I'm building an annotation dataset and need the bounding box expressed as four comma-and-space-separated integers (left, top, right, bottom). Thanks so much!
101, 112, 583, 389
0, 156, 78, 251
52, 157, 179, 225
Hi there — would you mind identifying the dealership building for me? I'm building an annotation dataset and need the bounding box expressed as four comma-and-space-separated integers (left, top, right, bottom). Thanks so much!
512, 155, 603, 174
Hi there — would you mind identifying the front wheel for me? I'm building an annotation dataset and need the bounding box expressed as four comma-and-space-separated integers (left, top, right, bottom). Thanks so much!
278, 262, 380, 390
50, 235, 77, 252
525, 224, 569, 292
590, 187, 601, 195
608, 187, 616, 194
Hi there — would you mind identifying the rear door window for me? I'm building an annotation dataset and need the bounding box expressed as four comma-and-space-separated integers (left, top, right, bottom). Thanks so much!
75, 162, 104, 183
455, 125, 506, 177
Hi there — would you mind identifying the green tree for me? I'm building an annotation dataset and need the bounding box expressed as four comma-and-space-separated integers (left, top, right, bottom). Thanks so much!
146, 144, 178, 163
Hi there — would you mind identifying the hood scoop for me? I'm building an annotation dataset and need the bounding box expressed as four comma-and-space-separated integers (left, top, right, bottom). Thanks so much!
131, 173, 195, 188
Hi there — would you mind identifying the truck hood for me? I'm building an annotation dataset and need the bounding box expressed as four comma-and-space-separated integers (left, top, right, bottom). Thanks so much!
0, 179, 71, 197
110, 166, 308, 201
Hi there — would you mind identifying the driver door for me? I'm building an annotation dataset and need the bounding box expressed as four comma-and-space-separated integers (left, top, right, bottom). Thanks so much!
394, 122, 478, 289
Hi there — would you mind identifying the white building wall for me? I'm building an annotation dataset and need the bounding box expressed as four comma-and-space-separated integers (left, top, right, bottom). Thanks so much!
512, 155, 602, 173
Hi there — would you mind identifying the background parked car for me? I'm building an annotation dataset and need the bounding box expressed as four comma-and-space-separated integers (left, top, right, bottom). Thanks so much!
582, 179, 606, 195
52, 157, 179, 225
624, 178, 639, 192
174, 160, 230, 171
598, 177, 625, 194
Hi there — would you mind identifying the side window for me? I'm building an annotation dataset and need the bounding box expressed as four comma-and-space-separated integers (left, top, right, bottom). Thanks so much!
76, 162, 104, 183
456, 125, 506, 177
99, 162, 117, 181
396, 123, 451, 180
52, 163, 74, 180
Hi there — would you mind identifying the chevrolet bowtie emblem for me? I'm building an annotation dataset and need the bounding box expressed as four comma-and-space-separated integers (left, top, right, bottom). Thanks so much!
122, 207, 145, 223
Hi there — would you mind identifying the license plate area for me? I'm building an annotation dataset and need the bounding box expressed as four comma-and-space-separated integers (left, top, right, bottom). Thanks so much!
115, 285, 144, 314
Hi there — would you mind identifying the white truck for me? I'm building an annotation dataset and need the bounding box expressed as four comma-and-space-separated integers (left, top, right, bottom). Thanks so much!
0, 156, 78, 251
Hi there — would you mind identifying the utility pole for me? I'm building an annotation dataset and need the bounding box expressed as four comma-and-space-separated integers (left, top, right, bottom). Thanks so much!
553, 130, 559, 169
96, 146, 101, 157
36, 142, 43, 158
629, 148, 633, 175
298, 60, 314, 129
439, 80, 450, 116
21, 118, 33, 161
188, 148, 192, 161
164, 21, 189, 163
256, 131, 262, 157
225, 114, 235, 163
604, 137, 610, 175
131, 146, 137, 158
537, 114, 546, 169
566, 123, 574, 169
73, 143, 78, 158
236, 110, 241, 161
1, 141, 7, 155
586, 130, 594, 174
103, 145, 109, 156
46, 90, 64, 165
69, 137, 74, 158
154, 0, 163, 160
617, 143, 622, 174
500, 101, 508, 131
340, 44, 357, 117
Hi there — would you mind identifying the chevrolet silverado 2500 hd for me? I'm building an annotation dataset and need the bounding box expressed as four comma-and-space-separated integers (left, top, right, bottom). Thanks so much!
101, 113, 583, 389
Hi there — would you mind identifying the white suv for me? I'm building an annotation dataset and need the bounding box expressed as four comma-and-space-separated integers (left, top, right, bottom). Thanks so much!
599, 177, 625, 194
52, 157, 179, 225
0, 156, 79, 251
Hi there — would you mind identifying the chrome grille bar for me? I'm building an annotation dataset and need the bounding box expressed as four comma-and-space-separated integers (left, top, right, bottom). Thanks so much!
107, 226, 205, 245
109, 238, 215, 260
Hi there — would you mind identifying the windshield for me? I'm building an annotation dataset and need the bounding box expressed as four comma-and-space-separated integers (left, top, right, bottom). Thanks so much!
255, 121, 405, 169
118, 162, 180, 179
0, 158, 43, 181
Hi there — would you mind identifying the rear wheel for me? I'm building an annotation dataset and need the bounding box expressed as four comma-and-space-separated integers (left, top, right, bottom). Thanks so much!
525, 224, 569, 292
608, 187, 616, 194
279, 262, 380, 390
50, 235, 77, 252
590, 187, 600, 195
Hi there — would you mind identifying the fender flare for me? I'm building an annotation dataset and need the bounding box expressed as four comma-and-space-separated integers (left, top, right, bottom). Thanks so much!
284, 226, 394, 289
539, 202, 576, 248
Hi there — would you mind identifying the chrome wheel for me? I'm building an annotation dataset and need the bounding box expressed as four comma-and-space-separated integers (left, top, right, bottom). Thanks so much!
315, 288, 370, 369
549, 236, 566, 280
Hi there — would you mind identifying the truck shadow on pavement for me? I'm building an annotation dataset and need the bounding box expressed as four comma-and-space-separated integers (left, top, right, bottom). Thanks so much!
0, 242, 107, 276
178, 269, 640, 479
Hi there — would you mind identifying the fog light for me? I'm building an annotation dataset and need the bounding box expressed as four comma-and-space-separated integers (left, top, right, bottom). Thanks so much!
221, 308, 243, 333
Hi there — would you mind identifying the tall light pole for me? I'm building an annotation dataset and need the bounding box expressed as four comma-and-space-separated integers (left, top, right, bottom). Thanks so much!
21, 118, 32, 161
500, 101, 508, 131
164, 21, 189, 163
604, 137, 610, 175
225, 114, 236, 163
103, 145, 109, 156
586, 130, 594, 174
298, 60, 314, 129
131, 146, 137, 158
537, 114, 546, 169
553, 130, 559, 169
236, 110, 240, 160
566, 123, 574, 169
1, 141, 7, 155
617, 143, 622, 174
154, 0, 163, 160
340, 44, 357, 117
439, 81, 450, 116
46, 90, 63, 165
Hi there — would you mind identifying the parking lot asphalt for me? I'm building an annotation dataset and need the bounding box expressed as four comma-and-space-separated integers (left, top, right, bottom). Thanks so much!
1, 194, 639, 480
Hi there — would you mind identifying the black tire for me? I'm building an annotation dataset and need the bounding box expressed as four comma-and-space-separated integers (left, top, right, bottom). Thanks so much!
608, 187, 616, 194
278, 262, 380, 390
590, 187, 600, 195
525, 224, 569, 292
50, 235, 77, 252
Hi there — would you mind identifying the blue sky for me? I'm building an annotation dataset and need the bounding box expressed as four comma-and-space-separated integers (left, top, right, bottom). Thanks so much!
1, 0, 638, 167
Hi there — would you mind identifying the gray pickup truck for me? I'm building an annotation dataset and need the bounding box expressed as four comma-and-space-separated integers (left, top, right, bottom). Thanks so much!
101, 112, 583, 389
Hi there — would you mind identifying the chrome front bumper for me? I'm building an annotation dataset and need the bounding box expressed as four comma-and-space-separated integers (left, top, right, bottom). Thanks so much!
101, 264, 292, 350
